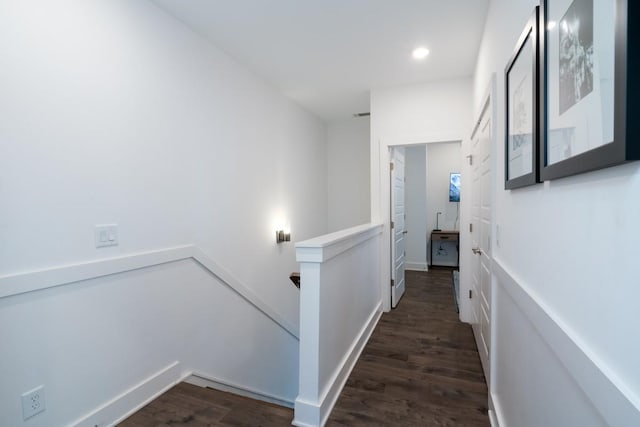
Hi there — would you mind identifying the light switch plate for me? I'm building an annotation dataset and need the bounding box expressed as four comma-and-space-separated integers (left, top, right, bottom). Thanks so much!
95, 224, 118, 248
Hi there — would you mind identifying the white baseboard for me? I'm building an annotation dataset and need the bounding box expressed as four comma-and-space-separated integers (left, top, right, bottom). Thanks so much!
71, 361, 185, 427
405, 262, 428, 271
71, 364, 297, 427
488, 410, 499, 427
488, 391, 503, 427
186, 372, 294, 408
293, 302, 382, 427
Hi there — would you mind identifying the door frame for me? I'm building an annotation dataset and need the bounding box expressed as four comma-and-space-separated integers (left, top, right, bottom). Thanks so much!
390, 146, 406, 307
459, 75, 497, 325
459, 74, 498, 413
374, 136, 463, 312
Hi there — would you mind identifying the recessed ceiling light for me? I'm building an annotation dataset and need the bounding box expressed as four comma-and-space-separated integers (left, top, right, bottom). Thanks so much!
412, 47, 430, 60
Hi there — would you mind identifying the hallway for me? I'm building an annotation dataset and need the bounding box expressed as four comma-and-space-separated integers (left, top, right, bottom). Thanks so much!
327, 269, 489, 426
120, 269, 488, 426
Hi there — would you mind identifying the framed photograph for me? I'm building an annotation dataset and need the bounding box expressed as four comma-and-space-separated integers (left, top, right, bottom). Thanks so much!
449, 172, 461, 202
540, 0, 639, 180
505, 7, 540, 189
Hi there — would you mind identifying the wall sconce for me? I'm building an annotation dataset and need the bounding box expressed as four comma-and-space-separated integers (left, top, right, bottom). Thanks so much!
276, 230, 291, 243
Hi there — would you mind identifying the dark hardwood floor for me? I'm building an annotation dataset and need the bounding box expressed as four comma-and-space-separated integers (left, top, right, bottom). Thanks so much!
119, 383, 294, 426
119, 269, 488, 426
327, 269, 489, 426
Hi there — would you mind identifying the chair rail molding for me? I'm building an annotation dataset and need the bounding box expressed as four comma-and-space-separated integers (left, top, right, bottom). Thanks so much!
492, 258, 640, 426
0, 244, 299, 339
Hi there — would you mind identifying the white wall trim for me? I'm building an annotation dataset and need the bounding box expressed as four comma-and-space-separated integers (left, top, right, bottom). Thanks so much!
454, 75, 497, 328
71, 361, 185, 427
0, 245, 299, 339
488, 410, 499, 427
69, 363, 298, 427
295, 223, 383, 263
383, 132, 465, 147
493, 258, 640, 426
318, 303, 382, 424
489, 391, 504, 427
293, 303, 382, 427
186, 372, 294, 408
190, 247, 299, 338
405, 262, 428, 271
0, 245, 193, 299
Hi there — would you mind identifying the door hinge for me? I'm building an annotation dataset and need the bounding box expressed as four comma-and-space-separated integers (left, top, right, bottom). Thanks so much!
469, 223, 473, 233
391, 221, 395, 229
466, 154, 473, 165
469, 290, 473, 299
391, 279, 395, 287
390, 162, 394, 171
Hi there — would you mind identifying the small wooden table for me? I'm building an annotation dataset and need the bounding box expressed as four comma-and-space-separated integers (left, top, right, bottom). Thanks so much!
429, 230, 460, 268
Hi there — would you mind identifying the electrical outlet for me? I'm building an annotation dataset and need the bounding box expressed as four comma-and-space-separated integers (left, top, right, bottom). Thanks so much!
21, 385, 46, 420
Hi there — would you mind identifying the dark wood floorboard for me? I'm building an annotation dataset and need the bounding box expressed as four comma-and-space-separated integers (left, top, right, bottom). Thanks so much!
119, 269, 488, 426
118, 383, 294, 426
327, 269, 489, 426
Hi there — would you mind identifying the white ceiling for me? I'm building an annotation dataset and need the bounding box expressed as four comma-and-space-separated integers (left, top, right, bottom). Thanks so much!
152, 0, 489, 123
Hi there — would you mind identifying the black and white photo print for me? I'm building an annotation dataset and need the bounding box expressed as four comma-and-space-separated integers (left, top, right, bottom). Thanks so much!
558, 0, 594, 115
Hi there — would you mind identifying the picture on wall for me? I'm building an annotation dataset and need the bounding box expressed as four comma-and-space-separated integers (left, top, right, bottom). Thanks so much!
512, 74, 531, 151
505, 7, 539, 189
540, 0, 639, 179
558, 0, 594, 115
509, 70, 533, 176
544, 0, 607, 168
449, 172, 460, 202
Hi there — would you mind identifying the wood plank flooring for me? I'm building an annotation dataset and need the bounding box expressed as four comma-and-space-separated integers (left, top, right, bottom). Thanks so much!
327, 269, 489, 426
119, 383, 293, 426
119, 269, 488, 426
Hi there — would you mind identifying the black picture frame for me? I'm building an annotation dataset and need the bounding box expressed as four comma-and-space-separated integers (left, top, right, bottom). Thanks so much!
540, 0, 639, 180
505, 7, 540, 189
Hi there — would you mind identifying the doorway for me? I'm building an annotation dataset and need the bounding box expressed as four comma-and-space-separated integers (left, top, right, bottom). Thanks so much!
388, 142, 462, 309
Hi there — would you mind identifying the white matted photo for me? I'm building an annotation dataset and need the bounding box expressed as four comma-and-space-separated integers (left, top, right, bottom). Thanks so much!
546, 0, 615, 165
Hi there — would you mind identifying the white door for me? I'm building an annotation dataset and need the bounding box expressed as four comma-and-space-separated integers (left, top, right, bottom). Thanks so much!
390, 147, 406, 308
470, 108, 492, 378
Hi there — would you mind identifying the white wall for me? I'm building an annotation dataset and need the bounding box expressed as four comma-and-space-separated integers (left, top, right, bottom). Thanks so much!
473, 0, 640, 424
327, 118, 370, 232
0, 0, 327, 324
404, 146, 427, 270
370, 78, 472, 310
426, 142, 462, 233
0, 1, 328, 425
